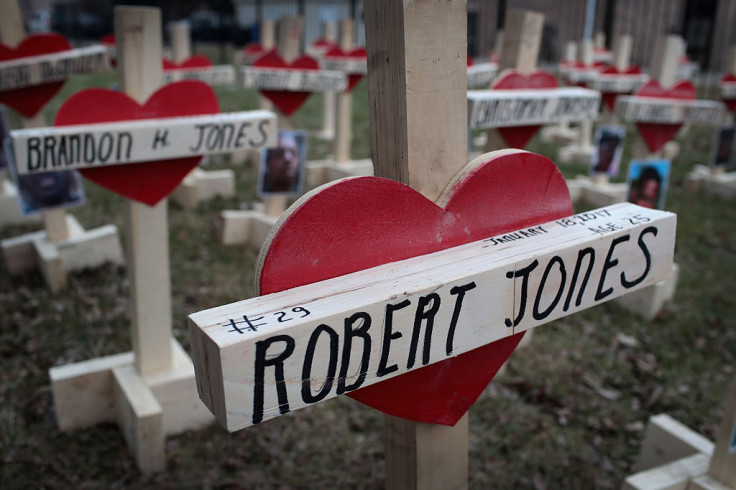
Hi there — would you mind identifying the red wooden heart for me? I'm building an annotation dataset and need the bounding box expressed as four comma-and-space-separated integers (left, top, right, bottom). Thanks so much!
0, 33, 71, 118
254, 51, 319, 116
311, 38, 337, 51
721, 74, 736, 113
634, 79, 696, 153
53, 80, 220, 206
491, 70, 558, 148
324, 46, 366, 92
257, 150, 572, 425
599, 65, 642, 111
163, 54, 212, 70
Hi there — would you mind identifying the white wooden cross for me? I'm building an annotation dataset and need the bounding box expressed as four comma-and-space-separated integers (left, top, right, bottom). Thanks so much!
47, 6, 276, 474
0, 0, 122, 292
190, 2, 677, 488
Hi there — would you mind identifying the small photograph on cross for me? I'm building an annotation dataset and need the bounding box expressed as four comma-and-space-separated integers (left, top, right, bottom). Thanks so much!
711, 126, 736, 169
626, 159, 671, 210
258, 130, 307, 197
590, 125, 626, 177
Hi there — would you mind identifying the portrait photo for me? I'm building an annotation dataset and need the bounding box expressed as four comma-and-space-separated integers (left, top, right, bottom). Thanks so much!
0, 107, 9, 171
258, 130, 307, 197
590, 125, 626, 177
4, 138, 86, 216
626, 159, 671, 210
711, 125, 736, 169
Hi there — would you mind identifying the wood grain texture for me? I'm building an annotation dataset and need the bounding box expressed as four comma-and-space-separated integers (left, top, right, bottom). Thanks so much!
334, 19, 353, 164
365, 0, 467, 202
115, 6, 173, 376
190, 200, 675, 432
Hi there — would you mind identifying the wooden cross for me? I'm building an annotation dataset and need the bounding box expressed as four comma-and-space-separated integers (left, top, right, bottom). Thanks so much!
471, 10, 600, 153
46, 6, 275, 474
616, 35, 725, 160
190, 2, 676, 488
0, 0, 121, 292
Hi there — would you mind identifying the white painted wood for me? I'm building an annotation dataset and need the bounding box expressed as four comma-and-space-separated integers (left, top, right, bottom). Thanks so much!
467, 63, 499, 89
468, 87, 601, 129
635, 413, 715, 472
322, 57, 367, 74
11, 111, 277, 174
718, 81, 736, 99
589, 73, 648, 93
171, 168, 235, 209
624, 453, 710, 490
688, 474, 733, 490
615, 97, 725, 124
0, 45, 110, 91
162, 65, 236, 86
190, 202, 676, 432
240, 66, 347, 92
43, 207, 70, 242
218, 209, 277, 247
616, 263, 679, 321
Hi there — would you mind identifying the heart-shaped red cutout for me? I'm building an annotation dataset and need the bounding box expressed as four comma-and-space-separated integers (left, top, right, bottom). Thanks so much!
257, 150, 572, 425
721, 74, 736, 113
53, 80, 220, 206
162, 54, 212, 70
599, 65, 642, 111
324, 46, 366, 92
0, 33, 71, 118
634, 79, 696, 153
254, 51, 319, 116
491, 70, 558, 148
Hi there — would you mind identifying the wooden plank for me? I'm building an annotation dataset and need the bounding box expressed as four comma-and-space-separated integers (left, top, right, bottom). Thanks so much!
0, 0, 24, 47
623, 453, 710, 490
497, 9, 543, 75
467, 63, 498, 89
467, 87, 601, 129
240, 67, 347, 92
365, 0, 468, 203
43, 207, 70, 242
49, 351, 135, 431
0, 45, 110, 91
189, 202, 676, 432
615, 97, 724, 124
650, 35, 684, 89
334, 19, 354, 164
11, 110, 277, 174
636, 414, 715, 472
115, 6, 172, 377
162, 65, 235, 85
169, 20, 190, 63
707, 375, 736, 486
112, 365, 165, 475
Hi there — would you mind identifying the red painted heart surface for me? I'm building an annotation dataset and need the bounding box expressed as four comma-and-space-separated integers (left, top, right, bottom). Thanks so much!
599, 65, 642, 111
254, 51, 319, 116
0, 33, 71, 118
162, 54, 212, 70
634, 79, 695, 153
257, 150, 572, 425
491, 70, 558, 148
324, 46, 366, 92
311, 38, 337, 51
54, 80, 220, 206
721, 74, 736, 113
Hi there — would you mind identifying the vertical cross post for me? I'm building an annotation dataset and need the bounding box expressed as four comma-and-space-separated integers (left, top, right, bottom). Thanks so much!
263, 15, 302, 218
484, 9, 544, 152
365, 1, 469, 488
334, 19, 353, 165
169, 20, 191, 64
115, 6, 173, 376
259, 20, 275, 111
0, 0, 70, 244
321, 20, 337, 138
634, 35, 684, 160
